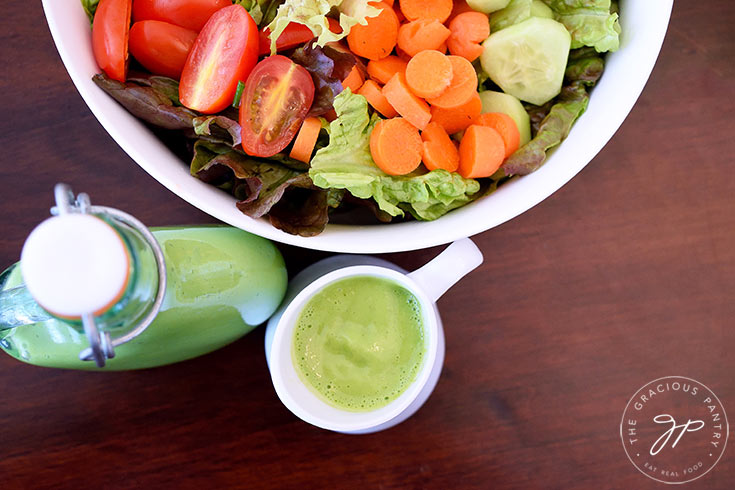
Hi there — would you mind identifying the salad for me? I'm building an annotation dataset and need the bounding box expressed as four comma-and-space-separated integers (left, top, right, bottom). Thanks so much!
82, 0, 620, 236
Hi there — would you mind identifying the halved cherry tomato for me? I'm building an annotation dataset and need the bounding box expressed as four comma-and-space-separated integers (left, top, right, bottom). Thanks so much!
92, 0, 132, 82
129, 21, 198, 79
132, 0, 230, 32
257, 18, 343, 56
179, 5, 258, 114
258, 23, 315, 56
327, 17, 343, 34
240, 56, 315, 157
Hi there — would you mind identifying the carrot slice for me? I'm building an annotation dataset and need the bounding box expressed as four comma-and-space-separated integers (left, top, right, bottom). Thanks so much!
289, 117, 322, 163
367, 56, 408, 85
346, 2, 399, 60
426, 55, 478, 109
447, 12, 490, 62
370, 117, 423, 175
430, 92, 481, 134
399, 0, 453, 23
472, 112, 521, 157
358, 79, 398, 118
397, 19, 451, 57
421, 121, 459, 172
458, 124, 505, 178
405, 50, 453, 99
342, 65, 364, 93
382, 72, 431, 130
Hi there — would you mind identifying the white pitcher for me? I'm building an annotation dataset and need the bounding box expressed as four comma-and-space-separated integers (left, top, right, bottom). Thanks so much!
265, 238, 483, 434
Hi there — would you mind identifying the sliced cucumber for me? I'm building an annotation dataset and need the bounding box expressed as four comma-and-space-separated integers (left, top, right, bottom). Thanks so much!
489, 0, 554, 32
530, 0, 553, 19
481, 17, 571, 106
479, 90, 532, 146
467, 0, 511, 14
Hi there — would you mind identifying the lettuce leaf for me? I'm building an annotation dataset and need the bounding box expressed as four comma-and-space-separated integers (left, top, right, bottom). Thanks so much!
291, 44, 357, 116
81, 0, 99, 24
309, 90, 481, 220
92, 73, 197, 130
542, 0, 620, 52
233, 0, 283, 26
191, 141, 333, 236
265, 0, 380, 55
193, 115, 243, 147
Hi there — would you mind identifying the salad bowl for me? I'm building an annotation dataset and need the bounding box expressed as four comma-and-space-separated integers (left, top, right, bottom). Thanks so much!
42, 0, 673, 253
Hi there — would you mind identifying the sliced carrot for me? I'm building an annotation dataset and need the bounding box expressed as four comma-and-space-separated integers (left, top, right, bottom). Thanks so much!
289, 117, 322, 163
380, 0, 394, 6
358, 79, 398, 118
367, 56, 408, 85
458, 124, 505, 178
405, 50, 453, 99
421, 122, 459, 172
397, 19, 451, 57
399, 0, 453, 23
426, 55, 478, 109
437, 41, 447, 54
346, 2, 399, 61
370, 117, 423, 175
472, 112, 521, 157
447, 12, 490, 62
430, 92, 481, 134
342, 65, 364, 93
382, 72, 432, 130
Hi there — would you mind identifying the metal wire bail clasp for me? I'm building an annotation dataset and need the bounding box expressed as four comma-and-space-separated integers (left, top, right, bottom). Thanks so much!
51, 183, 167, 368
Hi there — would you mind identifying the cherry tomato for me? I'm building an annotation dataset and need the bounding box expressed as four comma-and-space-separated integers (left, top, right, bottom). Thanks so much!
258, 23, 315, 56
128, 21, 198, 79
132, 0, 231, 32
240, 56, 315, 157
179, 5, 258, 114
92, 0, 132, 82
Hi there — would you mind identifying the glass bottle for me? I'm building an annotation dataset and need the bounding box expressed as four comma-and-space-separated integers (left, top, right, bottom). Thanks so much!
0, 184, 287, 369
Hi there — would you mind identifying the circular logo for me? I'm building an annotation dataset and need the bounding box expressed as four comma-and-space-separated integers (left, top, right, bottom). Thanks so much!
620, 376, 729, 484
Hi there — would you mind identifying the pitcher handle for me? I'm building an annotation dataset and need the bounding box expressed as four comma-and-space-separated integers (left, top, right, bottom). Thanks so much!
408, 238, 483, 303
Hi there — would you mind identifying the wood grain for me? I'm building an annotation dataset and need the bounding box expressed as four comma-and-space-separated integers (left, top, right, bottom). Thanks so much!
1, 2, 734, 489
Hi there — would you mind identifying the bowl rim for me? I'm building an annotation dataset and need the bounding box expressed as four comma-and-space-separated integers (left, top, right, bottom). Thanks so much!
42, 0, 674, 253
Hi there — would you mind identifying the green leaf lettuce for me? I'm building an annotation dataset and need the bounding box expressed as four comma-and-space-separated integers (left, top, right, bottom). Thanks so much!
265, 0, 380, 55
542, 0, 621, 52
309, 90, 481, 220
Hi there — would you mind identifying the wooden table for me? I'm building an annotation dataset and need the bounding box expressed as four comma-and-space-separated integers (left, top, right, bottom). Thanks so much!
1, 2, 733, 488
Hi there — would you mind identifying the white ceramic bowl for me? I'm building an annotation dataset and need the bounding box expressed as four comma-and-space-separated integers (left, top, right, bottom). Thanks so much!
42, 0, 673, 253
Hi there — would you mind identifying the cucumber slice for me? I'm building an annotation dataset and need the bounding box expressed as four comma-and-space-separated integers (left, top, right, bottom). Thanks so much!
480, 17, 571, 106
479, 90, 532, 146
466, 0, 511, 14
530, 0, 553, 19
489, 0, 554, 32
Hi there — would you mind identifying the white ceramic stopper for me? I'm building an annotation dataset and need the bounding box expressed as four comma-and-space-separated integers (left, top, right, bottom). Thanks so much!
20, 214, 130, 317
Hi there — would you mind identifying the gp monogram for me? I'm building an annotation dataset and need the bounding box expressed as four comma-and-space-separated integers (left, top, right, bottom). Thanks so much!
620, 376, 729, 484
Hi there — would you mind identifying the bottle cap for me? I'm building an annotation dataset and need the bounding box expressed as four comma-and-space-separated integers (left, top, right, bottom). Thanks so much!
20, 214, 130, 318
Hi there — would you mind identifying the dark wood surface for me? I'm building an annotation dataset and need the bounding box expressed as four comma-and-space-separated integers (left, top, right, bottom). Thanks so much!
1, 2, 733, 488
